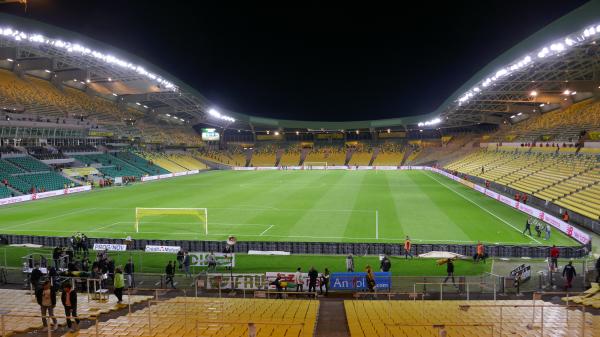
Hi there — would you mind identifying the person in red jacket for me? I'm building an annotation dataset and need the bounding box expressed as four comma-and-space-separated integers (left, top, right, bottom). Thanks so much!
550, 245, 559, 271
521, 194, 528, 204
562, 210, 569, 223
404, 236, 413, 259
515, 192, 521, 202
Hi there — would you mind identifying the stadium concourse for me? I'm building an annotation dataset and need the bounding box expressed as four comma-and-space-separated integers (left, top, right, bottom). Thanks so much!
2, 2, 600, 337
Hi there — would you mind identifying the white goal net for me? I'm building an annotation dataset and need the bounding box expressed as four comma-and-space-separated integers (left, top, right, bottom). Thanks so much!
302, 162, 328, 170
135, 208, 208, 235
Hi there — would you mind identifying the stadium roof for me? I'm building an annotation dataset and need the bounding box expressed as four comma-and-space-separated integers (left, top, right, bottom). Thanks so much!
0, 1, 599, 132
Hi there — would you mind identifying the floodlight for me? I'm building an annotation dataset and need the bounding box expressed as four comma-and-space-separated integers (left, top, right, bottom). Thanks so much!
563, 90, 571, 95
6, 58, 13, 62
44, 69, 51, 73
529, 90, 537, 97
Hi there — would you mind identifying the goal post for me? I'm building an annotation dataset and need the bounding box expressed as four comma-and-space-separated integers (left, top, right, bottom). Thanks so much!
303, 162, 328, 170
135, 208, 208, 235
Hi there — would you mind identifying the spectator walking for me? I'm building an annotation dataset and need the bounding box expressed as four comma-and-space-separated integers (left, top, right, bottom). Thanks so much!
61, 281, 80, 332
380, 255, 391, 272
523, 217, 532, 236
165, 261, 175, 289
183, 251, 192, 278
124, 258, 135, 288
294, 267, 304, 292
404, 236, 413, 259
319, 268, 330, 296
114, 267, 125, 303
443, 259, 456, 286
308, 267, 318, 293
366, 265, 376, 292
35, 280, 57, 331
346, 254, 354, 272
550, 245, 559, 271
176, 250, 184, 271
562, 260, 576, 290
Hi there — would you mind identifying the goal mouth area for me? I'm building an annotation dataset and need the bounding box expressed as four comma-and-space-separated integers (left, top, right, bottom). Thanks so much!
135, 208, 207, 235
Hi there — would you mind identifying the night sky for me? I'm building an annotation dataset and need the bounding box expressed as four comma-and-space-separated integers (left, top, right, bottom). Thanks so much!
0, 1, 590, 121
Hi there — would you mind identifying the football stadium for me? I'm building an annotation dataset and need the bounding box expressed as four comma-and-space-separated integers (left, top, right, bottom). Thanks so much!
0, 1, 599, 336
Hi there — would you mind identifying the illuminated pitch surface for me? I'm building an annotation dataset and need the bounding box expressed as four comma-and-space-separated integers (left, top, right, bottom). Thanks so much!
0, 170, 578, 246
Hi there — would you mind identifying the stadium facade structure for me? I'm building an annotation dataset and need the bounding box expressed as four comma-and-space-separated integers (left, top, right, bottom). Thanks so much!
0, 0, 600, 136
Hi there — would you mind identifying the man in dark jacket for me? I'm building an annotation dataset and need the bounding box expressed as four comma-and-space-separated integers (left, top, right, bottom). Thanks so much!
35, 280, 57, 331
30, 264, 43, 288
61, 281, 80, 331
308, 267, 318, 293
125, 258, 135, 288
596, 256, 600, 283
165, 261, 175, 289
562, 260, 577, 290
442, 259, 456, 286
380, 256, 392, 272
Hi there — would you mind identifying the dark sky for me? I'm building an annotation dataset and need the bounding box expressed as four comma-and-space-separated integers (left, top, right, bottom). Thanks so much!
0, 0, 590, 121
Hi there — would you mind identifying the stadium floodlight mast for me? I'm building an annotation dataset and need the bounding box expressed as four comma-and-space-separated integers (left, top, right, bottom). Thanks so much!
417, 117, 442, 127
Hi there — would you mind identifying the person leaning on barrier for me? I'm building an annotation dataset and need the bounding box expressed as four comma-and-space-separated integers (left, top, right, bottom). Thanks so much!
308, 267, 318, 293
366, 265, 376, 292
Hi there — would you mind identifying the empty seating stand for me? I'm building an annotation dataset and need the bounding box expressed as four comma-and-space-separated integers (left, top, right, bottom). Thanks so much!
73, 297, 319, 337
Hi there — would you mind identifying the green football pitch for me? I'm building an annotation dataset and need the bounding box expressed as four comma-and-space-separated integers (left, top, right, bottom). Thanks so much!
0, 170, 578, 246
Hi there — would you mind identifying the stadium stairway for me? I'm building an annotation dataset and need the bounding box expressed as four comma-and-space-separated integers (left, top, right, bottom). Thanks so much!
315, 300, 349, 337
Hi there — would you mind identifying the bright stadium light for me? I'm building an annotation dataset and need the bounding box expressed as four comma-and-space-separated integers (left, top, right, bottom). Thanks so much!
208, 108, 235, 122
274, 131, 280, 136
136, 102, 141, 106
44, 69, 51, 73
112, 93, 118, 96
530, 90, 538, 97
540, 103, 545, 107
510, 115, 516, 118
517, 112, 523, 116
6, 58, 13, 62
563, 89, 571, 95
417, 117, 442, 127
166, 113, 171, 116
86, 79, 91, 83
296, 131, 299, 135
571, 91, 577, 95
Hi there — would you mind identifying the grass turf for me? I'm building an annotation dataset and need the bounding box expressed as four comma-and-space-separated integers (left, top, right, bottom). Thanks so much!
0, 246, 491, 276
0, 170, 577, 246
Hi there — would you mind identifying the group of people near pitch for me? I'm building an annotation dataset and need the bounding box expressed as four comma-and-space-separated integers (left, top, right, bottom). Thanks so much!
522, 216, 552, 240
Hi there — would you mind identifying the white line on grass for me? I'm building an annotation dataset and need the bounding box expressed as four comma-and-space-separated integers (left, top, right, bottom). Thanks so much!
259, 225, 274, 236
92, 222, 124, 231
424, 172, 543, 245
1, 207, 96, 230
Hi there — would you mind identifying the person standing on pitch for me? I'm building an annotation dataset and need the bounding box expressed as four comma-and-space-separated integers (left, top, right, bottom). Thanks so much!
308, 267, 318, 293
346, 254, 354, 272
545, 224, 551, 241
404, 236, 413, 259
523, 216, 532, 236
295, 267, 304, 292
380, 255, 391, 272
443, 258, 456, 287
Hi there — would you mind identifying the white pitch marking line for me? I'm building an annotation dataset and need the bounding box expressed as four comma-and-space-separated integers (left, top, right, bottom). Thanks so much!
92, 222, 124, 231
259, 225, 274, 236
425, 172, 543, 245
0, 207, 96, 230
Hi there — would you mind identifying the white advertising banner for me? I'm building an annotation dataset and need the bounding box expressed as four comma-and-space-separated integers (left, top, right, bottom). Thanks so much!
205, 273, 264, 290
0, 185, 92, 207
145, 245, 181, 253
159, 173, 174, 179
93, 243, 127, 251
265, 271, 317, 289
172, 171, 187, 177
141, 175, 159, 182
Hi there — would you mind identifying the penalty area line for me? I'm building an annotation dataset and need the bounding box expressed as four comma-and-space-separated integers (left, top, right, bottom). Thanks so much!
259, 225, 274, 236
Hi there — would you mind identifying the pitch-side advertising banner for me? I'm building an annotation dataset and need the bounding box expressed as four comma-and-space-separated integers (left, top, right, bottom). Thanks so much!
330, 272, 391, 291
145, 245, 181, 253
93, 243, 127, 251
205, 273, 264, 290
189, 252, 235, 267
0, 185, 92, 206
265, 271, 315, 289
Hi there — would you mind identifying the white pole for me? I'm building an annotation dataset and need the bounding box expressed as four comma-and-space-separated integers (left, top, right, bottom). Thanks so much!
375, 210, 379, 240
205, 209, 208, 236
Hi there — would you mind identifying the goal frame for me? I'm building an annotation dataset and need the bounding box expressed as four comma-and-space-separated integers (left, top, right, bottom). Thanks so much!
302, 161, 328, 170
135, 207, 208, 235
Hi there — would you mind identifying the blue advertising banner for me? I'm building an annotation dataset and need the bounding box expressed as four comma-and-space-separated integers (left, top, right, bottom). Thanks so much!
330, 272, 391, 291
